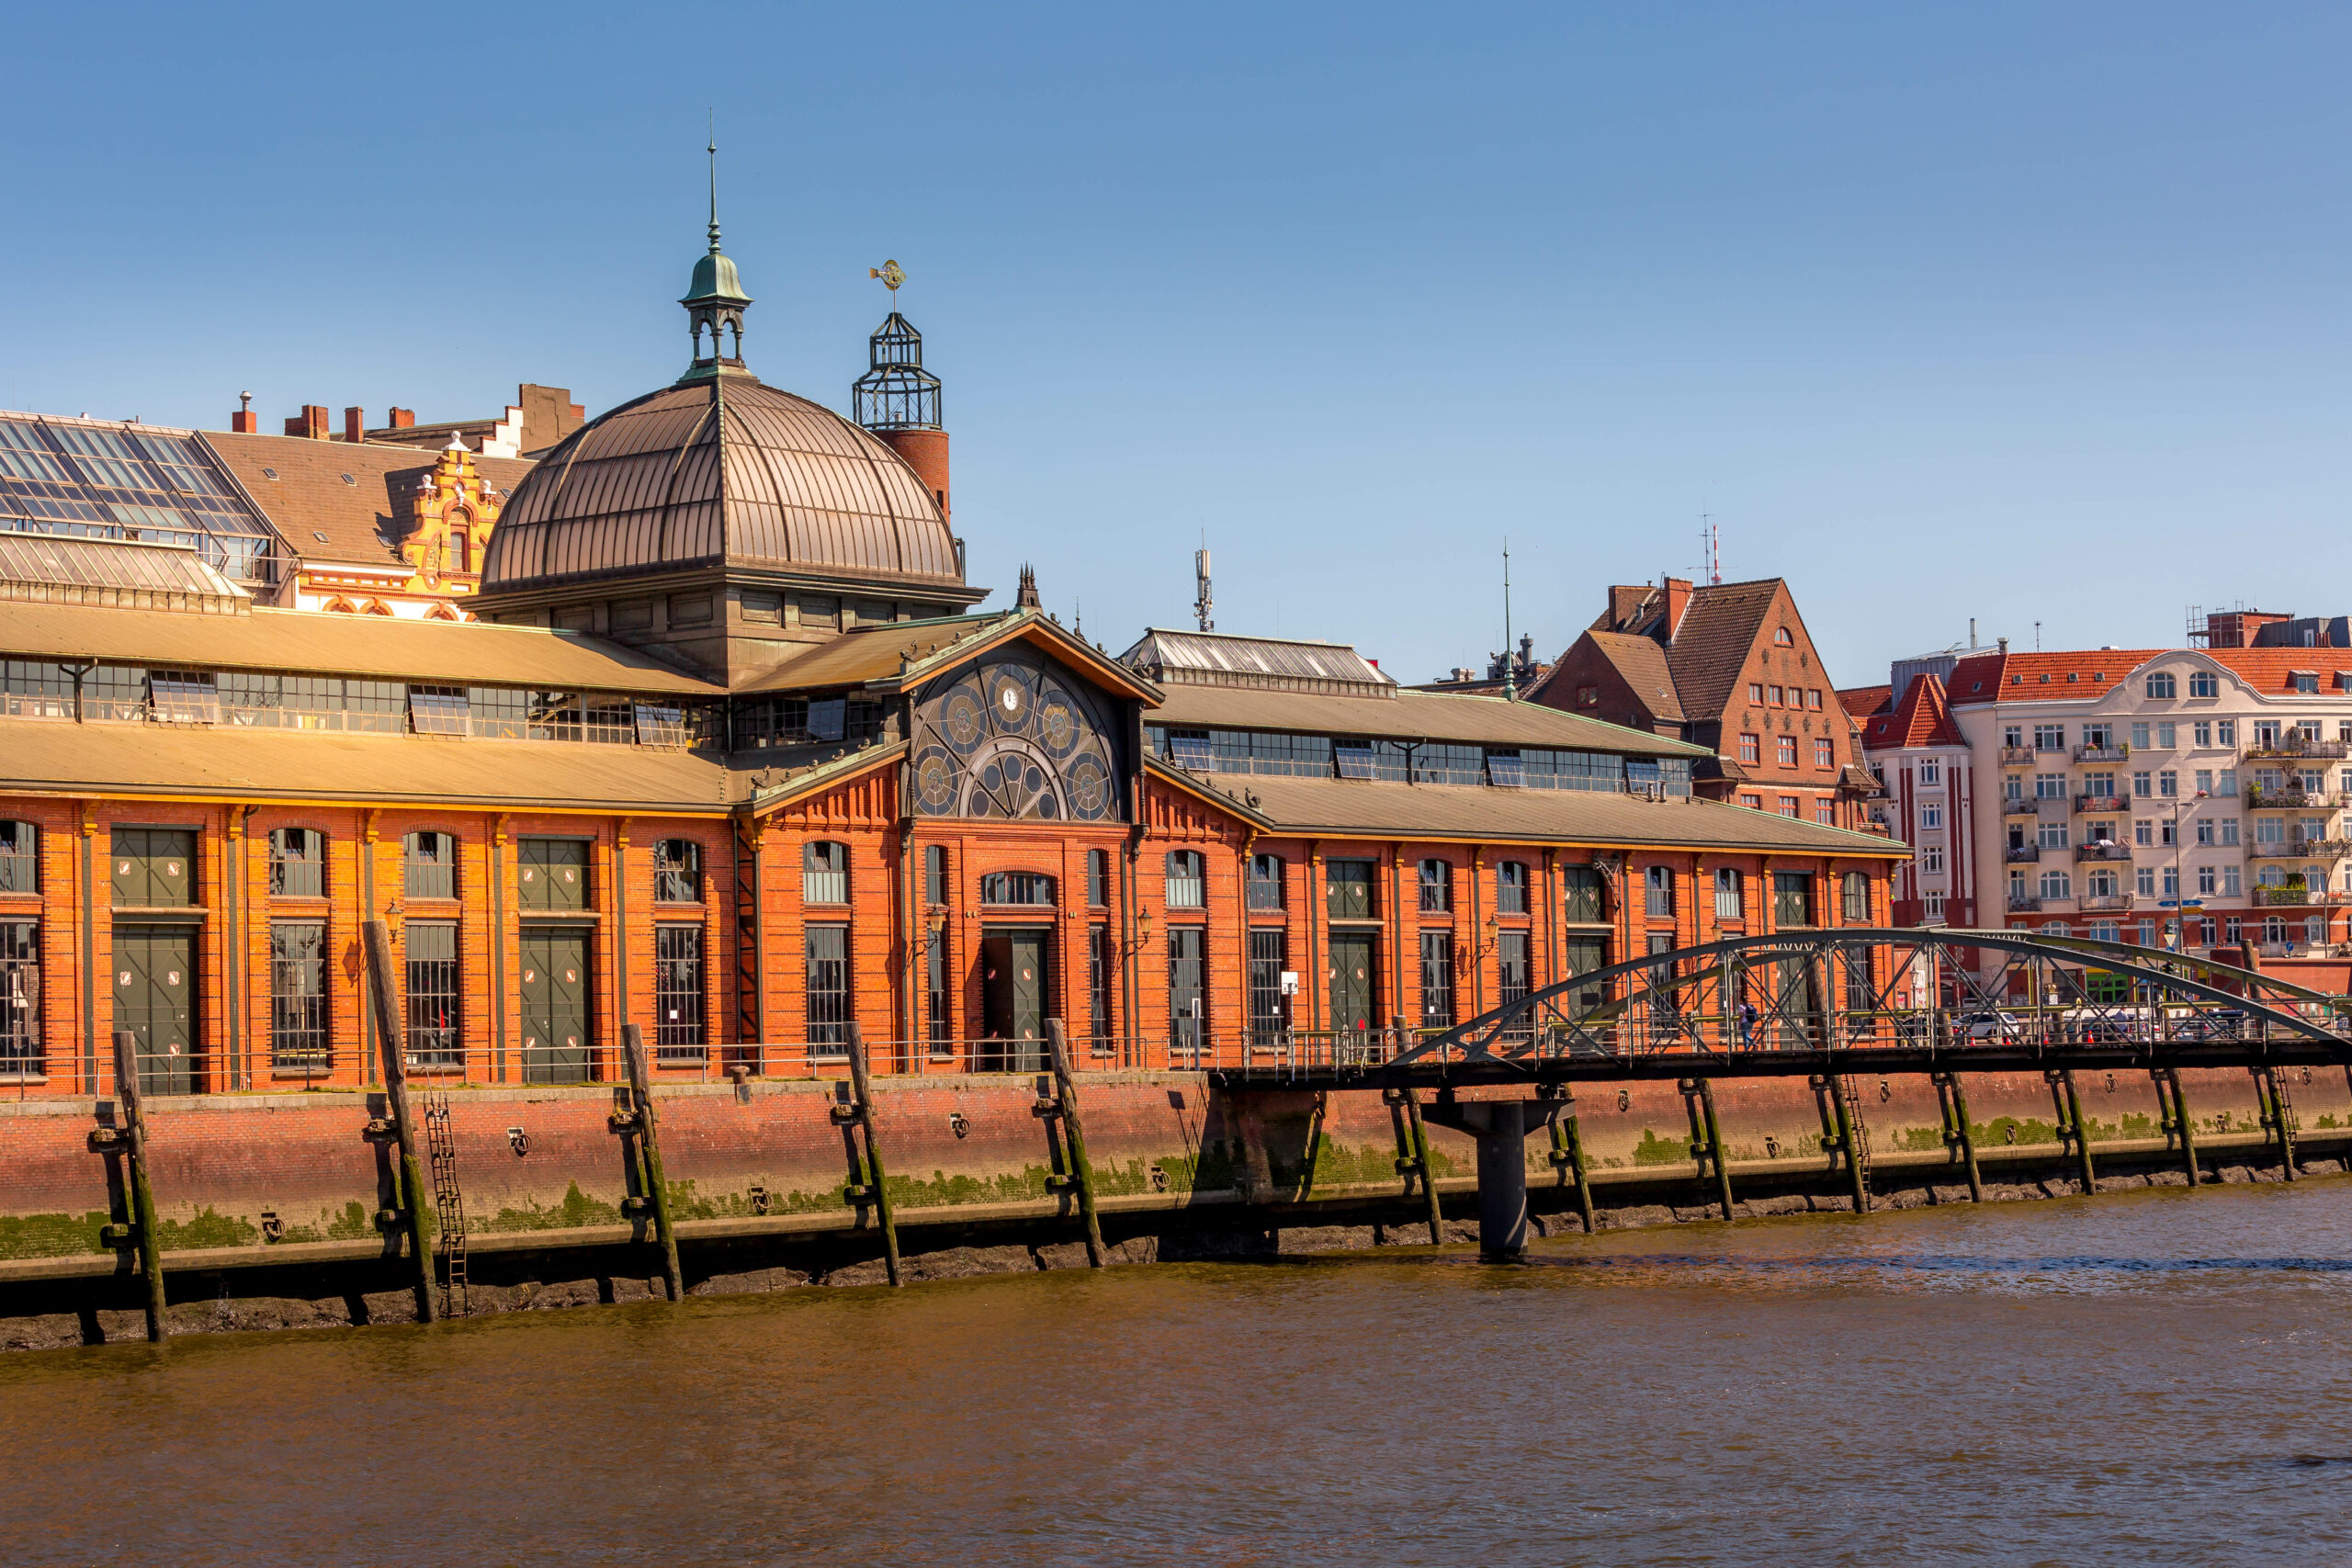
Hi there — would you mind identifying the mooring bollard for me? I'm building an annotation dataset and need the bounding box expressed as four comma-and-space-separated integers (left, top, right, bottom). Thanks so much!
109, 1031, 167, 1344
843, 1021, 903, 1285
620, 1023, 684, 1302
1043, 1019, 1103, 1268
363, 919, 438, 1324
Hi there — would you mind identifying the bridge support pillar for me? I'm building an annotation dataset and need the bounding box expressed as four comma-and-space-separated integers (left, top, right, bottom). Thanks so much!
1421, 1096, 1566, 1262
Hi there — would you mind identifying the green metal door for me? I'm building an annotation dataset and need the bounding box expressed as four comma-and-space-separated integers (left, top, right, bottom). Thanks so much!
1329, 931, 1375, 1037
114, 923, 196, 1094
111, 829, 196, 907
981, 929, 1049, 1070
518, 838, 591, 912
520, 928, 592, 1084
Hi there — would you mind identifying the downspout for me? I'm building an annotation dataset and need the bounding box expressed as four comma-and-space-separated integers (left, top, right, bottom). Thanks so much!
491, 816, 508, 1082
80, 804, 96, 1095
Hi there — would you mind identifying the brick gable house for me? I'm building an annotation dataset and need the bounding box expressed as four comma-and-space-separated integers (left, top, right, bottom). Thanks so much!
1527, 576, 1881, 830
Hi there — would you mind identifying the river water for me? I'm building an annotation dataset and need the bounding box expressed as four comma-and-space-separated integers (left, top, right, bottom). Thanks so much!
7, 1181, 2352, 1566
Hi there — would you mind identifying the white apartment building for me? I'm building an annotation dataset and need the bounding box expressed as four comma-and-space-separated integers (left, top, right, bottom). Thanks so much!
1855, 641, 2352, 960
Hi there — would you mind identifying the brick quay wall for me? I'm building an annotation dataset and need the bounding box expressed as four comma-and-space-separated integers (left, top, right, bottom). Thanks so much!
1, 1064, 2344, 1348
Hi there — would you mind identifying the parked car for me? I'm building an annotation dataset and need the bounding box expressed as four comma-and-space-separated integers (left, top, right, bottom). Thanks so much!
1959, 1010, 2021, 1042
2174, 1008, 2246, 1042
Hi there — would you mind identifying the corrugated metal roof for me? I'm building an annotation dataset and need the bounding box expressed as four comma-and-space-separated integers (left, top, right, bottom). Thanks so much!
481, 375, 966, 595
0, 535, 250, 613
1147, 683, 1710, 755
1121, 628, 1394, 695
0, 601, 719, 694
1158, 765, 1905, 855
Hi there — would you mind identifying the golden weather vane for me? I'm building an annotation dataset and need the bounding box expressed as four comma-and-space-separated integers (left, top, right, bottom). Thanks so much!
869, 259, 906, 300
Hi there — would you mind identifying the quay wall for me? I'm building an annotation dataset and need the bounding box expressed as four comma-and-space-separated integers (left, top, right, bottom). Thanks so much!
0, 1063, 2344, 1347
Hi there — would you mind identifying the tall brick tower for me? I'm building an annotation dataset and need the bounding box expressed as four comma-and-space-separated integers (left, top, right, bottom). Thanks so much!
853, 265, 949, 524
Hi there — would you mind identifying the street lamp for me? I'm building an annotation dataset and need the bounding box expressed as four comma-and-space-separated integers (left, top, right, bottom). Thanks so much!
2166, 789, 2209, 953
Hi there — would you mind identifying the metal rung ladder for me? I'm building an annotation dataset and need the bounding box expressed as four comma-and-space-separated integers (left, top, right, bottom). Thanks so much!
1838, 1074, 1877, 1206
423, 1090, 469, 1318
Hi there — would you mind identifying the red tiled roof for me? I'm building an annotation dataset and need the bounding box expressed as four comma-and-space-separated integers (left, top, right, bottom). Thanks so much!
1946, 645, 2352, 703
1585, 630, 1685, 724
1861, 672, 1966, 749
1838, 684, 1892, 718
1659, 579, 1784, 724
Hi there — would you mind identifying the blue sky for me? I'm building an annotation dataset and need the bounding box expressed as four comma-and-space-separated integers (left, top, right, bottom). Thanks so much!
5, 3, 2346, 689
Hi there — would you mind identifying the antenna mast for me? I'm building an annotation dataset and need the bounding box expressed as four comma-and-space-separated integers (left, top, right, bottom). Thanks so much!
1702, 513, 1720, 585
1501, 538, 1516, 701
1193, 545, 1214, 632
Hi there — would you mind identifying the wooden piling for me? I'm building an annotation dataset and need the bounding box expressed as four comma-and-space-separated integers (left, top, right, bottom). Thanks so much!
1396, 1016, 1444, 1246
1690, 1078, 1735, 1221
1043, 1019, 1104, 1269
2052, 1067, 2097, 1193
620, 1023, 684, 1302
1824, 1077, 1868, 1213
2259, 1066, 2299, 1180
844, 1021, 903, 1285
1933, 1071, 1984, 1202
362, 919, 437, 1324
109, 1031, 167, 1344
2161, 1067, 2202, 1187
1547, 1107, 1597, 1234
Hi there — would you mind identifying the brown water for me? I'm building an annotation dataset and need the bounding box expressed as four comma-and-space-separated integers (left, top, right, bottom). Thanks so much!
8, 1182, 2352, 1567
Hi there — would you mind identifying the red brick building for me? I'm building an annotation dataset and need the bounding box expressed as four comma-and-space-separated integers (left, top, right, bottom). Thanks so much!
1527, 576, 1882, 829
0, 222, 1905, 1100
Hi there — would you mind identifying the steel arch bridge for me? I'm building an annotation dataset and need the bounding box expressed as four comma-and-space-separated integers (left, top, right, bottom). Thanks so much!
1204, 928, 2352, 1262
1210, 927, 2352, 1092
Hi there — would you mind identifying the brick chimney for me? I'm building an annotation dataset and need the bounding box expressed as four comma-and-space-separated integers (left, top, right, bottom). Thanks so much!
230, 392, 257, 434
284, 404, 331, 440
388, 408, 416, 429
343, 407, 365, 444
1661, 576, 1694, 639
878, 429, 949, 523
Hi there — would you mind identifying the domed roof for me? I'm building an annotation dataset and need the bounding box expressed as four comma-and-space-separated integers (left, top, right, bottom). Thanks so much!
480, 374, 962, 593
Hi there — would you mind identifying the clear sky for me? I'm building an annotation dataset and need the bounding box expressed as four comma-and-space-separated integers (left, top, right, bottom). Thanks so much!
6, 3, 2346, 690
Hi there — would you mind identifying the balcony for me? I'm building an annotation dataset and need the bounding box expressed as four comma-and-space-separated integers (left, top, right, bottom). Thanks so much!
2256, 886, 2349, 908
2003, 795, 2044, 817
2244, 737, 2350, 761
2078, 893, 2135, 912
2006, 894, 2042, 913
2074, 793, 2125, 815
2005, 844, 2041, 863
2248, 838, 2352, 860
1998, 746, 2037, 766
2075, 841, 2132, 863
2074, 743, 2131, 763
2245, 785, 2344, 810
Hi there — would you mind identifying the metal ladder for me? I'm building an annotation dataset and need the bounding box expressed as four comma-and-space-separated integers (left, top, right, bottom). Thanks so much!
1838, 1075, 1877, 1205
422, 1090, 469, 1318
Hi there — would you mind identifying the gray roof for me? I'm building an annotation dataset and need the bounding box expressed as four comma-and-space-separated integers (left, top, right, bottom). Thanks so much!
1146, 683, 1710, 756
1158, 765, 1905, 855
1121, 628, 1395, 696
0, 536, 250, 615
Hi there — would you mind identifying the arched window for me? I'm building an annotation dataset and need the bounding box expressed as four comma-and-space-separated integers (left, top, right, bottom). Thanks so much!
447, 525, 470, 574
653, 839, 701, 904
0, 820, 36, 894
403, 830, 457, 899
1165, 851, 1204, 909
1713, 868, 1744, 920
1774, 626, 1794, 646
1418, 858, 1452, 913
1248, 852, 1284, 911
1842, 872, 1871, 922
1495, 860, 1528, 915
268, 827, 324, 898
1086, 847, 1110, 908
804, 840, 848, 905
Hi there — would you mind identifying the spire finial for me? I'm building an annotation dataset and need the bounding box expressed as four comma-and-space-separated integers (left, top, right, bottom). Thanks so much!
707, 113, 722, 255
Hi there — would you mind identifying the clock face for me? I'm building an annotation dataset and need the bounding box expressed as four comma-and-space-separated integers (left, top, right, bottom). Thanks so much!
911, 652, 1119, 823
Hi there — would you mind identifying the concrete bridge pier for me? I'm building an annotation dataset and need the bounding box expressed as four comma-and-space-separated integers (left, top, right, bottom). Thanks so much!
1421, 1096, 1566, 1261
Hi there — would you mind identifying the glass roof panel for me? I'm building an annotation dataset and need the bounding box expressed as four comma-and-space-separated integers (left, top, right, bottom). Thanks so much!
0, 412, 281, 584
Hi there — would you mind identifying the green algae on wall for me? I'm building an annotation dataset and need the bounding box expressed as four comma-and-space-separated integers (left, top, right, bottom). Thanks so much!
0, 1211, 115, 1259
484, 1181, 625, 1235
1633, 1128, 1693, 1167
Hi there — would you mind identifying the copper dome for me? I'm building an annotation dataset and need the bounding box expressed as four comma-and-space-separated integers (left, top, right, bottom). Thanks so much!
480, 375, 961, 593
